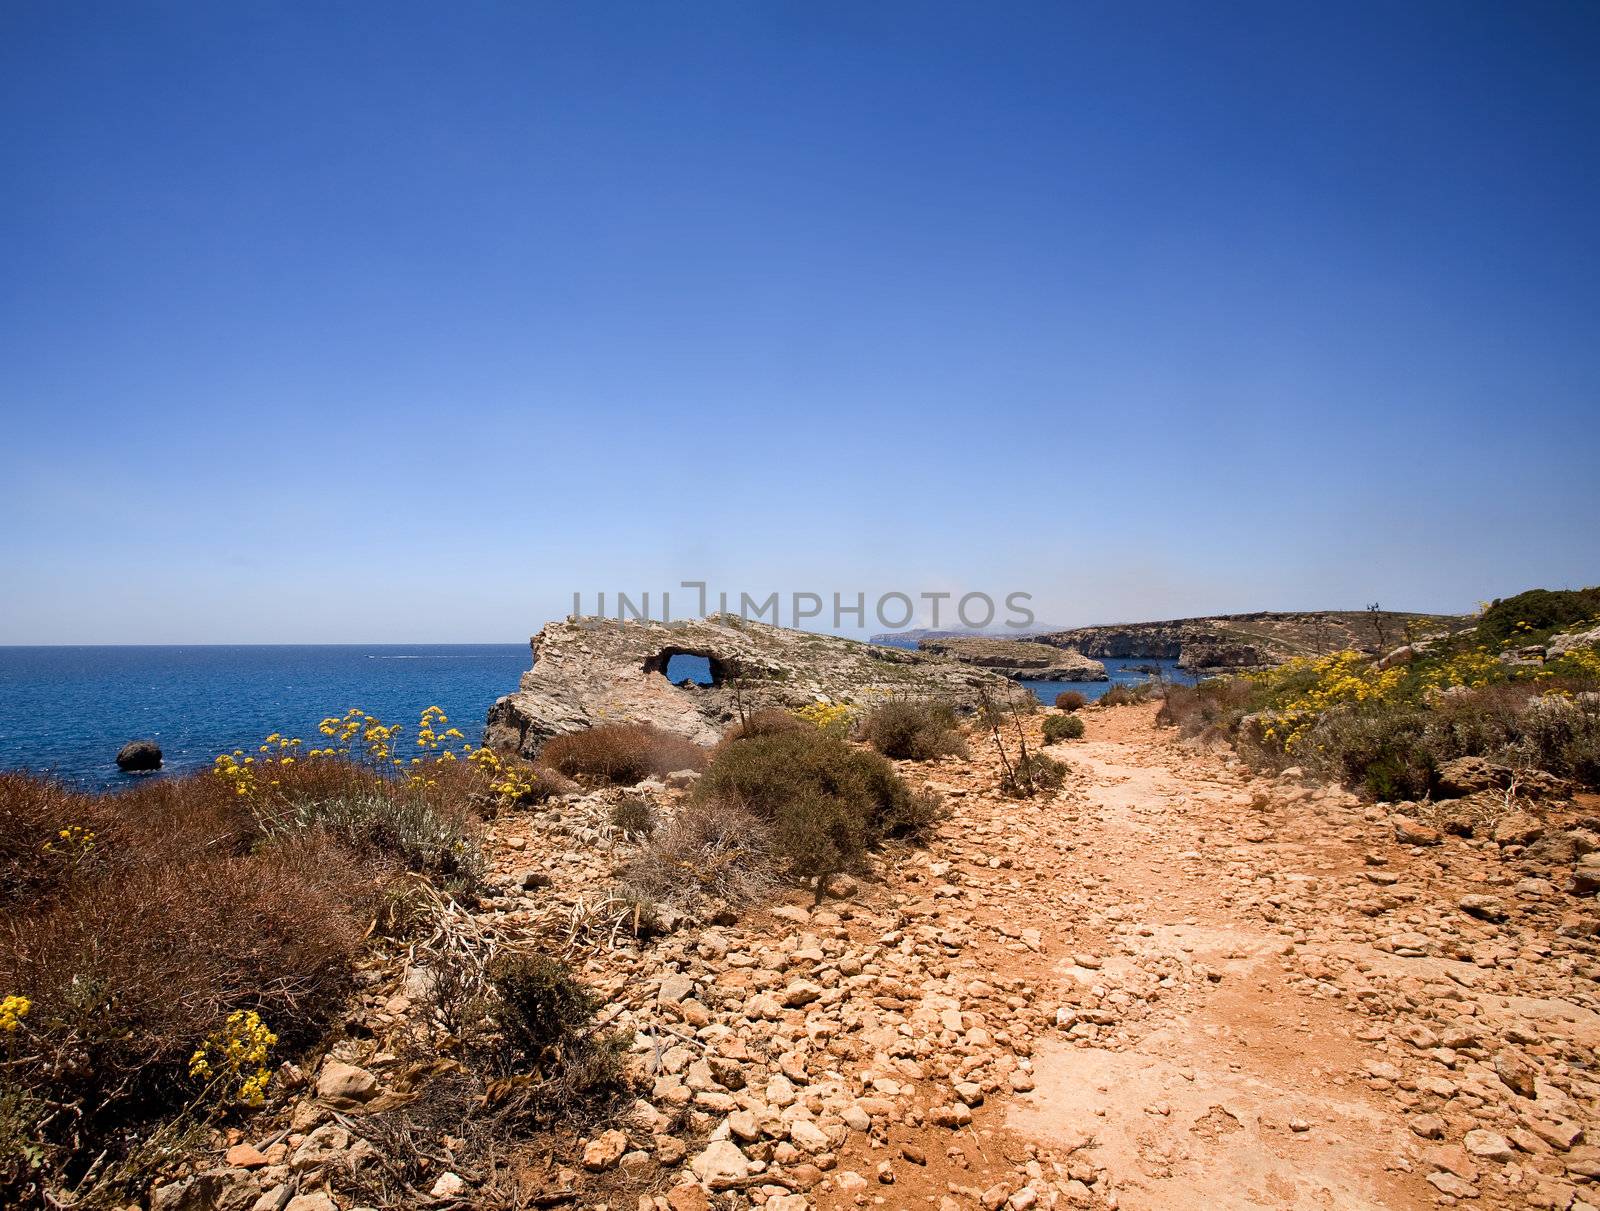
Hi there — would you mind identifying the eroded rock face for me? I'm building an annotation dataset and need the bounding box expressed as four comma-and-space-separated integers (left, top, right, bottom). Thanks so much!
918, 636, 1108, 681
484, 615, 1029, 756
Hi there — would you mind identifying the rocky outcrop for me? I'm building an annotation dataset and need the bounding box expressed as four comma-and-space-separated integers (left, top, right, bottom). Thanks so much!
115, 739, 162, 772
484, 615, 1030, 757
1549, 625, 1600, 660
917, 636, 1108, 681
1037, 610, 1469, 673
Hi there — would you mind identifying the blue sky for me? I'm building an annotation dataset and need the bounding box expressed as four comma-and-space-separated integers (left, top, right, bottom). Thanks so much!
2, 1, 1597, 642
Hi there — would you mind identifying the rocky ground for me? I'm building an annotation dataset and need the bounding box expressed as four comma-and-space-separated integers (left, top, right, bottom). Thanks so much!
172, 703, 1600, 1211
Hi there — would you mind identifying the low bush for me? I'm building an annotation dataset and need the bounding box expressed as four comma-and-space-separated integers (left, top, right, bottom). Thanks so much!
1098, 682, 1159, 708
1159, 638, 1600, 799
622, 797, 777, 907
609, 794, 655, 836
1477, 586, 1600, 645
1156, 678, 1257, 742
1000, 751, 1068, 797
859, 699, 969, 761
0, 706, 511, 1208
1053, 690, 1087, 711
541, 723, 709, 785
715, 708, 809, 751
1042, 714, 1085, 742
690, 730, 943, 897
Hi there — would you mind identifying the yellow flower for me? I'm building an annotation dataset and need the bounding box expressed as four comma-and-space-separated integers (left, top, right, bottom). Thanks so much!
0, 994, 30, 1033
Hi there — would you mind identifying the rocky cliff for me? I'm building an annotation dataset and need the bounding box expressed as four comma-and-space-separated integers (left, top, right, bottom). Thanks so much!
918, 636, 1108, 681
485, 615, 1031, 757
1036, 610, 1470, 673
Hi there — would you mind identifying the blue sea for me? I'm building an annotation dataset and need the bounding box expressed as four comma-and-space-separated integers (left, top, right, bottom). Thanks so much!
0, 645, 531, 790
1016, 657, 1196, 704
870, 639, 1196, 705
0, 644, 1194, 791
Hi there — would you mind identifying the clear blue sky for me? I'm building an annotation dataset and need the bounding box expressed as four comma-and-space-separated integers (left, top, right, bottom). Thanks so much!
3, 1, 1597, 643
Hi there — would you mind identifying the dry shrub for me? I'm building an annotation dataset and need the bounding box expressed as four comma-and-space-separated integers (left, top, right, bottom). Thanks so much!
0, 756, 489, 1207
622, 797, 777, 907
1053, 690, 1087, 711
1042, 714, 1084, 742
1098, 682, 1159, 708
0, 832, 380, 1197
716, 708, 808, 752
1000, 751, 1068, 797
541, 723, 709, 785
859, 699, 969, 761
1157, 678, 1257, 742
608, 793, 656, 837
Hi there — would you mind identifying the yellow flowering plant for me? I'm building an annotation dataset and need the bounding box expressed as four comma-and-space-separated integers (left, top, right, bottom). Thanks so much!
0, 994, 30, 1036
792, 701, 855, 734
189, 1009, 277, 1107
1249, 650, 1405, 752
39, 825, 96, 861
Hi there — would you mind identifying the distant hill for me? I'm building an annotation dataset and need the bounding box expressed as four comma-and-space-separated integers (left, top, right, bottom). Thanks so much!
1034, 610, 1472, 672
870, 625, 1067, 647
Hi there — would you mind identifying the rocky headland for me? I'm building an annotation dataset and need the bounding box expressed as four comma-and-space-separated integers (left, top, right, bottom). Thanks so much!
917, 636, 1108, 682
1036, 610, 1471, 673
485, 615, 1031, 757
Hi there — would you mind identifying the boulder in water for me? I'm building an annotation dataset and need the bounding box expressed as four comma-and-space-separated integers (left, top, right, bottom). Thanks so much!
116, 739, 162, 773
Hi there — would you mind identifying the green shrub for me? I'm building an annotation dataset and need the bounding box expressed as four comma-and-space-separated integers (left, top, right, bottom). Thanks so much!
1477, 587, 1600, 645
1053, 690, 1086, 711
1044, 713, 1084, 742
1042, 714, 1085, 742
489, 953, 598, 1065
692, 730, 943, 895
541, 723, 709, 785
859, 699, 969, 761
484, 953, 629, 1123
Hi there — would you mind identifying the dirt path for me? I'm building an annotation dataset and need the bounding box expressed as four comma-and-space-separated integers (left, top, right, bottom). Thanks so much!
190, 703, 1600, 1211
804, 705, 1599, 1211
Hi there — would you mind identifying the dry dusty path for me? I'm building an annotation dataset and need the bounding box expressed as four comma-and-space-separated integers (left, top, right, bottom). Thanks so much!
808, 704, 1600, 1211
187, 703, 1600, 1211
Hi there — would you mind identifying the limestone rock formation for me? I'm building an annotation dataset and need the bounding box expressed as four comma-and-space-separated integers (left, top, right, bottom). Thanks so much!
484, 615, 1030, 756
1037, 610, 1469, 673
917, 636, 1107, 681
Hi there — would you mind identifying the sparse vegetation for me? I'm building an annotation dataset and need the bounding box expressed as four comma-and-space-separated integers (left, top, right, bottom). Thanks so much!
622, 796, 777, 907
1042, 714, 1085, 742
859, 698, 969, 760
0, 706, 530, 1209
609, 793, 656, 836
1001, 751, 1068, 797
1099, 681, 1160, 707
680, 727, 943, 900
1156, 594, 1600, 799
541, 722, 709, 785
977, 686, 1065, 798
